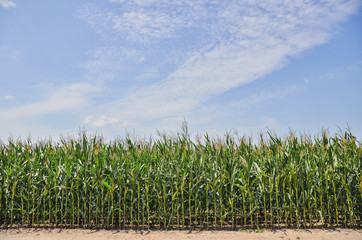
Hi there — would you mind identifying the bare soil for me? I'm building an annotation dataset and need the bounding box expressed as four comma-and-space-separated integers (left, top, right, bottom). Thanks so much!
0, 227, 361, 240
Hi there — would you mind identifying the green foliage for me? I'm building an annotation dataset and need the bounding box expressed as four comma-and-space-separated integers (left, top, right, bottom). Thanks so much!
0, 129, 360, 229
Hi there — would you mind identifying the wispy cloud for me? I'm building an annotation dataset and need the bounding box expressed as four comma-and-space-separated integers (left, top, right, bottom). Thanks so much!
84, 115, 119, 128
78, 0, 361, 134
81, 46, 146, 83
0, 0, 16, 9
0, 83, 99, 138
2, 83, 98, 117
2, 0, 360, 139
0, 46, 22, 60
3, 95, 15, 100
79, 1, 218, 44
7, 50, 21, 60
112, 10, 180, 43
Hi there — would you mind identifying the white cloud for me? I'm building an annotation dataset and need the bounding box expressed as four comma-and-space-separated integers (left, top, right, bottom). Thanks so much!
4, 95, 15, 100
77, 0, 361, 136
228, 85, 298, 110
79, 1, 215, 44
80, 46, 146, 84
112, 9, 184, 43
108, 0, 125, 3
8, 50, 22, 60
0, 46, 22, 60
84, 115, 119, 127
0, 0, 16, 8
0, 83, 99, 138
260, 117, 278, 128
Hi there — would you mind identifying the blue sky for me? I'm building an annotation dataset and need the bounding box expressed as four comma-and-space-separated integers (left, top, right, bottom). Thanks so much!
0, 0, 361, 141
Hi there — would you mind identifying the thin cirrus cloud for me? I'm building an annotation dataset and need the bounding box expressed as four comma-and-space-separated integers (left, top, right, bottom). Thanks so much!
84, 115, 119, 128
0, 46, 22, 61
112, 10, 182, 43
0, 83, 99, 137
3, 95, 15, 100
79, 0, 213, 44
78, 0, 361, 132
1, 1, 359, 139
0, 0, 16, 9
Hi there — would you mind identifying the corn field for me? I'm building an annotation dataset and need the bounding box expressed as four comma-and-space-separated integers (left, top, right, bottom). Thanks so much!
0, 128, 361, 229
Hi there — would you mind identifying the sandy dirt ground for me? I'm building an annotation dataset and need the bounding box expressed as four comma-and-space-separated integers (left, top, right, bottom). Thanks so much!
0, 228, 361, 240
